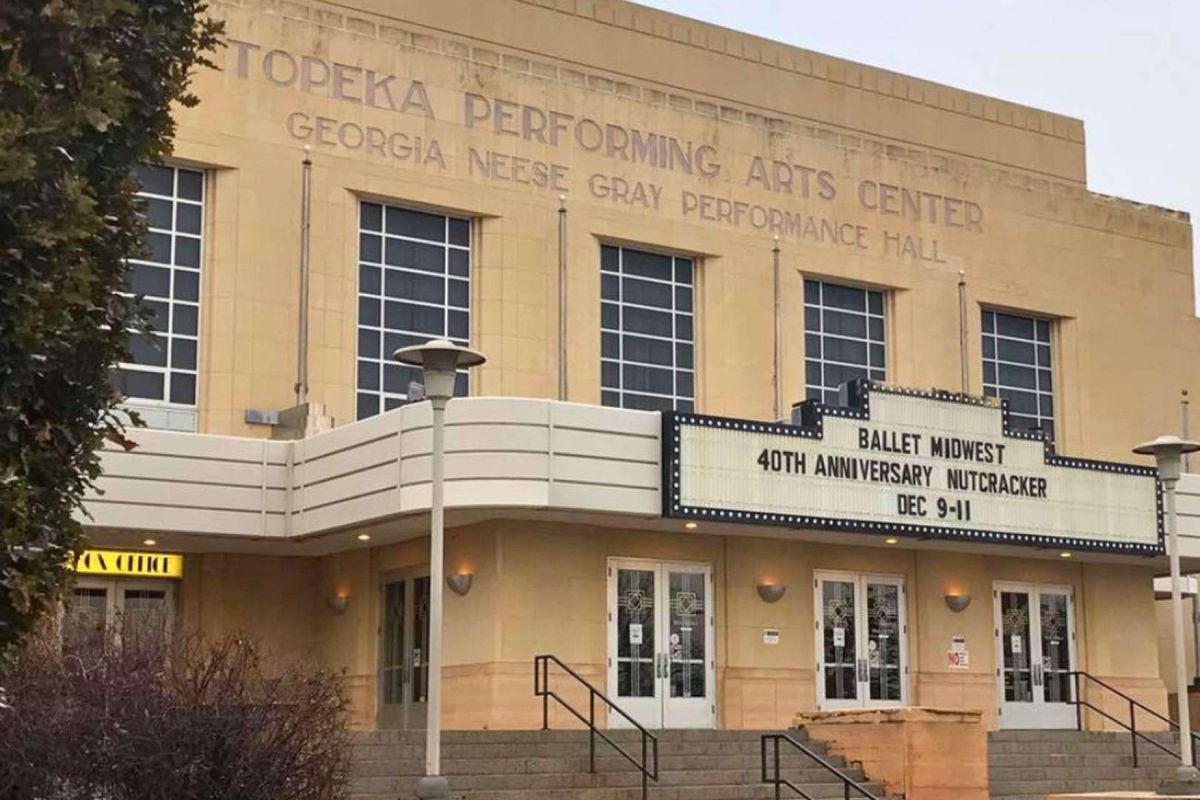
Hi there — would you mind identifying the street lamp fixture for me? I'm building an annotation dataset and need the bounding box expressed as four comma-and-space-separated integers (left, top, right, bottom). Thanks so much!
1133, 435, 1200, 795
393, 338, 486, 800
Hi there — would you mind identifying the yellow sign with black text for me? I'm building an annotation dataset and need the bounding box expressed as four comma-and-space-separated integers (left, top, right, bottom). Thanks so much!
72, 549, 183, 580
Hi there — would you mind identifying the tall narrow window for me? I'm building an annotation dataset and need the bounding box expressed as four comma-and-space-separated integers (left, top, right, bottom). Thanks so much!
114, 164, 204, 425
804, 280, 885, 405
600, 245, 695, 412
356, 201, 470, 420
982, 309, 1054, 440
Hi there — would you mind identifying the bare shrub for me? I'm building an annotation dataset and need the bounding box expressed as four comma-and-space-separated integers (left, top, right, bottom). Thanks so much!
0, 615, 350, 800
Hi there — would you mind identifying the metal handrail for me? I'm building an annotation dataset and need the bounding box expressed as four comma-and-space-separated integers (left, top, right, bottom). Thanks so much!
534, 654, 659, 800
1070, 670, 1198, 767
761, 732, 879, 800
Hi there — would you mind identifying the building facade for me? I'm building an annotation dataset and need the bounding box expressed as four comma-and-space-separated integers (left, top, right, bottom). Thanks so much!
73, 0, 1200, 743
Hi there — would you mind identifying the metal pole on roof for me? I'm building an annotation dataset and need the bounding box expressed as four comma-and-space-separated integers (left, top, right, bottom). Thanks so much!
958, 270, 968, 394
772, 236, 782, 420
558, 195, 568, 401
295, 146, 312, 406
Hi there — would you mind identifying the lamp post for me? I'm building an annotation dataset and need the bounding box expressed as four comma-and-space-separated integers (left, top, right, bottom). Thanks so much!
393, 338, 486, 799
1133, 434, 1200, 795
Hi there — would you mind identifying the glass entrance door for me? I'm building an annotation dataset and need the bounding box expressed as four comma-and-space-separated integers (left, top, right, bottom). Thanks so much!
64, 578, 174, 648
994, 583, 1076, 729
378, 571, 431, 730
607, 559, 714, 729
815, 572, 907, 710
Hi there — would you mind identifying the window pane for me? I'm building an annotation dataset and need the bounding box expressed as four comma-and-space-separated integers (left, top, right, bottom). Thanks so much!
124, 164, 204, 413
145, 197, 172, 229
823, 283, 866, 311
600, 246, 694, 410
175, 203, 201, 234
982, 309, 1054, 441
136, 164, 174, 196
361, 202, 383, 231
113, 368, 164, 401
358, 201, 470, 417
129, 264, 171, 298
805, 280, 886, 405
448, 218, 470, 247
176, 169, 203, 201
171, 338, 197, 370
173, 270, 199, 302
169, 372, 196, 404
386, 206, 445, 241
129, 334, 167, 367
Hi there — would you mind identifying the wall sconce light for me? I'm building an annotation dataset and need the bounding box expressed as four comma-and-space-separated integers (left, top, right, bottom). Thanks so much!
757, 583, 787, 603
944, 593, 971, 613
447, 573, 473, 596
327, 592, 350, 614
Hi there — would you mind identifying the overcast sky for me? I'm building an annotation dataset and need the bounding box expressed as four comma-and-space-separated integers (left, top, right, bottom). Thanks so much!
640, 0, 1199, 312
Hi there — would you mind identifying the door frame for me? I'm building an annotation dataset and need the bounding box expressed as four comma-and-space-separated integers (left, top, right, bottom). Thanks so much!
376, 566, 431, 730
993, 581, 1078, 729
814, 569, 910, 711
606, 557, 717, 730
67, 576, 177, 625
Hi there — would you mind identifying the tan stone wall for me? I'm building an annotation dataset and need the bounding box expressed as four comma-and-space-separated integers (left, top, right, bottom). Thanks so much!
165, 0, 1195, 468
171, 521, 1163, 730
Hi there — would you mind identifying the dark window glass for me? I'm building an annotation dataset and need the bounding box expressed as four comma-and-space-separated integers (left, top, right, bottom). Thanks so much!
130, 264, 171, 298
113, 369, 164, 401
136, 164, 174, 196
122, 164, 204, 409
804, 280, 886, 404
172, 304, 198, 336
171, 338, 197, 370
128, 335, 167, 367
385, 271, 444, 304
448, 217, 470, 247
169, 373, 196, 404
448, 279, 469, 308
176, 169, 203, 201
360, 233, 382, 263
361, 202, 383, 231
360, 264, 382, 295
146, 232, 171, 264
358, 328, 380, 359
600, 245, 695, 410
146, 198, 172, 229
175, 203, 202, 234
357, 392, 379, 420
175, 237, 200, 268
358, 202, 471, 417
173, 270, 199, 302
982, 309, 1054, 441
385, 238, 445, 273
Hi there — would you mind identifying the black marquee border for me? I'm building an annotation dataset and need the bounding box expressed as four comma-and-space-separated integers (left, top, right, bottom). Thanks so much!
661, 380, 1165, 556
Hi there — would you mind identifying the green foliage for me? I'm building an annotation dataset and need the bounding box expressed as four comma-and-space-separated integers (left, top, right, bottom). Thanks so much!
0, 1, 222, 651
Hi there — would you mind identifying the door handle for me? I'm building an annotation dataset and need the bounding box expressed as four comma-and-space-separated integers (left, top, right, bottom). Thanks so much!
655, 653, 664, 679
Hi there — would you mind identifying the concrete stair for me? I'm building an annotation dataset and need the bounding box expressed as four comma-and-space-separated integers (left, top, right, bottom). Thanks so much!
989, 729, 1183, 800
350, 728, 888, 799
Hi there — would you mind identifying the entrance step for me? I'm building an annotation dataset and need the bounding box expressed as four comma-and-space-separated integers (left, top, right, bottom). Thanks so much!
350, 729, 891, 799
988, 730, 1182, 800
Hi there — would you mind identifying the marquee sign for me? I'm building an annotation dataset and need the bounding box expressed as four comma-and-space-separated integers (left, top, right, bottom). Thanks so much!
663, 382, 1163, 554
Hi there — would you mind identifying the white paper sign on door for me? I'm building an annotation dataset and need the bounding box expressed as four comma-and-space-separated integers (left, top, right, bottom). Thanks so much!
629, 623, 643, 645
833, 627, 846, 647
1010, 634, 1022, 654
